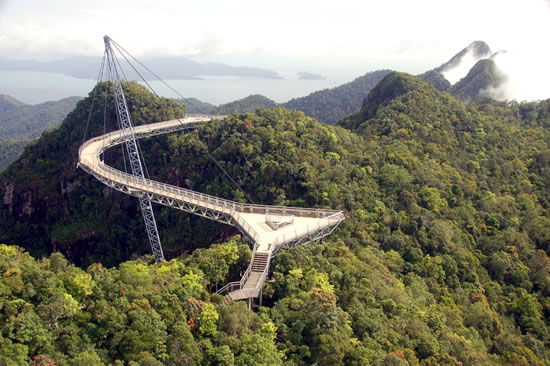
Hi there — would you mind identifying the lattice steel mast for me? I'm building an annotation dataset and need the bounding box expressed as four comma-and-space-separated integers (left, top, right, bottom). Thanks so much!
103, 35, 164, 262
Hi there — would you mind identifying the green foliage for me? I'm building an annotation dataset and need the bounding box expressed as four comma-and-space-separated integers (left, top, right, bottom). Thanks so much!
199, 303, 219, 336
0, 82, 188, 266
215, 94, 277, 115
418, 70, 451, 91
2, 73, 550, 364
0, 94, 80, 172
449, 59, 508, 102
185, 239, 241, 290
176, 94, 276, 115
0, 243, 285, 364
0, 138, 30, 172
176, 97, 217, 114
282, 70, 392, 124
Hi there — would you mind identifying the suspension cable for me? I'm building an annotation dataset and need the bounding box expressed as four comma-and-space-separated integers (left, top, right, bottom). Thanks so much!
81, 52, 106, 147
109, 39, 213, 115
110, 42, 156, 179
109, 38, 255, 204
101, 80, 108, 160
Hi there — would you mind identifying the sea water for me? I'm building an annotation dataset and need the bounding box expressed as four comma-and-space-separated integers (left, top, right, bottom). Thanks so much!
0, 70, 344, 105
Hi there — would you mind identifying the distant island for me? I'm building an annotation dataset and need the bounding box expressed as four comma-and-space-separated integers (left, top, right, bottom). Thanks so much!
297, 71, 326, 80
0, 55, 283, 80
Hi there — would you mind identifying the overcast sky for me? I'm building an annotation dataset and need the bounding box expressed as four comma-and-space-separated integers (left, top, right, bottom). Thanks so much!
1, 0, 549, 100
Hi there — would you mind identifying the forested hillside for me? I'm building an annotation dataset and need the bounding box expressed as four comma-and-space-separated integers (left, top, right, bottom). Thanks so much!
1, 75, 550, 364
215, 94, 276, 114
281, 70, 392, 124
0, 139, 29, 173
448, 59, 507, 102
0, 95, 80, 139
177, 94, 276, 115
0, 82, 190, 267
0, 95, 80, 171
177, 97, 217, 114
176, 71, 392, 123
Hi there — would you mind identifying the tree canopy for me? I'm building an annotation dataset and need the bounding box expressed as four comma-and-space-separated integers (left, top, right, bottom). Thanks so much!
1, 73, 550, 364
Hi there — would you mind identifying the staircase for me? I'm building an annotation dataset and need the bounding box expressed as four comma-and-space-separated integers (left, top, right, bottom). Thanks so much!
251, 252, 269, 272
221, 295, 233, 306
218, 251, 271, 305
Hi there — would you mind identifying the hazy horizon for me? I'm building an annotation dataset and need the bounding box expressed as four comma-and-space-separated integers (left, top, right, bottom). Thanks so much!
1, 0, 550, 103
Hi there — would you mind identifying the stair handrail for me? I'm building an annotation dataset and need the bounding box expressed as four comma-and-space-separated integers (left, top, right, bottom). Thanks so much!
248, 253, 271, 295
216, 239, 260, 295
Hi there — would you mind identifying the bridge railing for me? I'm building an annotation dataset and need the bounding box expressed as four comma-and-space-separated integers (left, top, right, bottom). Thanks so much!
246, 253, 271, 298
82, 145, 343, 252
215, 211, 343, 298
80, 118, 342, 220
231, 211, 260, 244
271, 211, 345, 248
78, 117, 206, 159
222, 252, 272, 299
238, 204, 341, 218
79, 116, 345, 302
81, 155, 262, 245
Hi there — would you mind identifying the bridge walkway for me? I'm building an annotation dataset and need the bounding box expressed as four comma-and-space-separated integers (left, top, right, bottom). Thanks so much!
78, 115, 344, 305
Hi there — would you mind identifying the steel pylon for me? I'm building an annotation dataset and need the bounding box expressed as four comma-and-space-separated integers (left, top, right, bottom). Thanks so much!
103, 35, 165, 262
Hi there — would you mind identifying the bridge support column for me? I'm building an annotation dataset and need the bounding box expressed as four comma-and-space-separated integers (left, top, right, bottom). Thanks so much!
258, 289, 262, 307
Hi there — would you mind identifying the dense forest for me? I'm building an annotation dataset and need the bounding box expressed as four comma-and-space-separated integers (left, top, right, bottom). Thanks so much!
1, 74, 550, 364
0, 82, 190, 267
0, 139, 29, 173
176, 94, 276, 115
177, 97, 217, 114
0, 95, 80, 171
176, 71, 392, 123
281, 70, 392, 124
215, 94, 276, 115
448, 59, 507, 102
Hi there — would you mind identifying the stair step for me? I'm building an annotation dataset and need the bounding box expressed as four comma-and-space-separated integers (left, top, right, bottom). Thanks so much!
221, 295, 233, 305
251, 253, 270, 273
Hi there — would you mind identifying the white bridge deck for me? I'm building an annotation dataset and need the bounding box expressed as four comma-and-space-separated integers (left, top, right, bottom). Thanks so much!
78, 115, 344, 303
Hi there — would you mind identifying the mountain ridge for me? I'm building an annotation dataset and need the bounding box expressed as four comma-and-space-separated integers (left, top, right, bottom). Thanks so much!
0, 95, 81, 171
281, 69, 392, 124
1, 74, 550, 364
448, 58, 508, 102
435, 40, 492, 74
0, 55, 283, 80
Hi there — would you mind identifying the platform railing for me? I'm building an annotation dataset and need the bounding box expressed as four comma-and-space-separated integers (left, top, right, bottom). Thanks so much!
271, 211, 345, 247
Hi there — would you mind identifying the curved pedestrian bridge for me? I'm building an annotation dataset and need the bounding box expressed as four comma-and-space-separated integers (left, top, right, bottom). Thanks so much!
78, 115, 344, 305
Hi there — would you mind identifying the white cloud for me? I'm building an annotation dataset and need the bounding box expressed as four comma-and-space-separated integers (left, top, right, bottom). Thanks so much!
441, 50, 483, 85
0, 0, 549, 100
